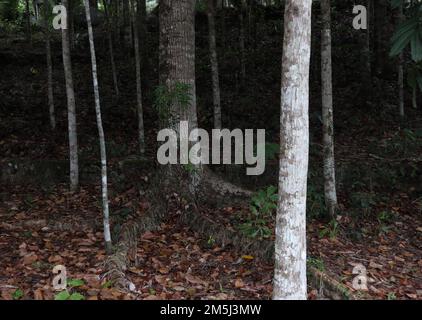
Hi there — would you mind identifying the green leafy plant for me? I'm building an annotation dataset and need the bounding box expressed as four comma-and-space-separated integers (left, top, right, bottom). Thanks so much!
12, 288, 23, 300
154, 82, 192, 121
67, 278, 85, 288
319, 219, 340, 239
54, 290, 85, 301
387, 292, 397, 300
239, 186, 277, 239
390, 1, 422, 62
307, 257, 325, 272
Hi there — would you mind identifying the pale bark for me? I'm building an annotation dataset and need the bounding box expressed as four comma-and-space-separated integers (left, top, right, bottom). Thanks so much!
207, 0, 222, 129
273, 0, 312, 300
61, 0, 79, 191
83, 0, 113, 254
44, 0, 55, 130
131, 0, 146, 154
320, 0, 337, 218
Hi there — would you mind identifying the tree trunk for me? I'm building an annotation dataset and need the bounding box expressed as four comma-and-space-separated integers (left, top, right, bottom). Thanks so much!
412, 86, 417, 109
44, 0, 55, 130
207, 0, 222, 129
131, 0, 146, 154
239, 0, 246, 85
320, 0, 337, 218
398, 5, 404, 118
137, 0, 147, 72
103, 0, 120, 97
273, 0, 312, 300
159, 0, 201, 194
61, 0, 79, 192
25, 0, 32, 46
83, 0, 113, 254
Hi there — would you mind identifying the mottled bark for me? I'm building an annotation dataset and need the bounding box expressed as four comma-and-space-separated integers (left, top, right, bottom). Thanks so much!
61, 0, 79, 191
207, 0, 222, 129
44, 0, 55, 130
273, 0, 312, 300
320, 0, 338, 218
159, 0, 201, 196
131, 0, 146, 154
83, 0, 112, 254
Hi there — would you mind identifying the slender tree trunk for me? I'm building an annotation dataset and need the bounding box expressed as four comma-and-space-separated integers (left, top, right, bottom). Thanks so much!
412, 87, 417, 109
320, 0, 337, 218
239, 0, 246, 85
137, 0, 147, 71
62, 0, 79, 192
83, 0, 113, 254
273, 0, 312, 300
360, 0, 372, 104
398, 5, 404, 118
131, 0, 145, 154
69, 0, 75, 50
123, 0, 132, 49
103, 0, 120, 97
25, 0, 32, 46
207, 0, 222, 129
44, 0, 55, 130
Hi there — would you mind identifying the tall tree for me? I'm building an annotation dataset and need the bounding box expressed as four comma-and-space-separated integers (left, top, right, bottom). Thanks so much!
273, 0, 312, 300
207, 0, 222, 129
43, 0, 55, 130
103, 0, 120, 97
320, 0, 338, 218
25, 0, 32, 46
159, 0, 202, 194
61, 0, 79, 191
398, 4, 405, 118
239, 0, 246, 84
83, 0, 113, 254
131, 0, 145, 154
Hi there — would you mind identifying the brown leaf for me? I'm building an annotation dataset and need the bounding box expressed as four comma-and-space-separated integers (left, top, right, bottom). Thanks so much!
34, 289, 43, 300
23, 253, 38, 265
185, 274, 208, 286
234, 278, 244, 288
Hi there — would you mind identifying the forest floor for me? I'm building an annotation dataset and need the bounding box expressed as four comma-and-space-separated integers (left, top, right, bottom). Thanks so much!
1, 31, 422, 300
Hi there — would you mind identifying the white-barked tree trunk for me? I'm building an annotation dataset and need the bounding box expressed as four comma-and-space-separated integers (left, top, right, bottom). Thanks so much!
273, 0, 312, 300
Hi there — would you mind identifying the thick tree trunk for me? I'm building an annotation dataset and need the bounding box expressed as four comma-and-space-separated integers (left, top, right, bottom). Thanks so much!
83, 0, 113, 254
320, 0, 338, 218
131, 0, 146, 154
207, 0, 222, 129
44, 0, 55, 130
61, 0, 79, 191
273, 0, 312, 300
159, 0, 201, 195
